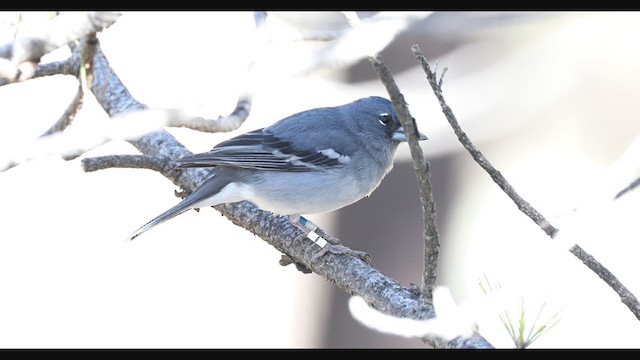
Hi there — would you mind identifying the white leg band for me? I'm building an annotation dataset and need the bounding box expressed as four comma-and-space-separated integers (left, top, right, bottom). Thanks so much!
307, 230, 327, 248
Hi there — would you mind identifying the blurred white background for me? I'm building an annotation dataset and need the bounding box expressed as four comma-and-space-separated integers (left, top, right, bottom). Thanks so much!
0, 11, 639, 348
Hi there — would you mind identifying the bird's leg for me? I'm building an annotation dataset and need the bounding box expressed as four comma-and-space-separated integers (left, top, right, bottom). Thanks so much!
278, 217, 316, 273
288, 215, 371, 264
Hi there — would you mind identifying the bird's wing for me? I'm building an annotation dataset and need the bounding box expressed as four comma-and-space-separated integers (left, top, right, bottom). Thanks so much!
174, 129, 350, 172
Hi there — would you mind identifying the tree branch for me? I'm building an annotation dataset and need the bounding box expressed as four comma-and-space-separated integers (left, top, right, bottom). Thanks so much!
81, 154, 169, 173
569, 244, 640, 320
32, 51, 81, 79
369, 55, 440, 301
342, 11, 452, 346
39, 81, 83, 137
80, 37, 491, 349
0, 12, 120, 83
0, 51, 81, 87
159, 95, 252, 133
411, 44, 640, 322
0, 100, 254, 173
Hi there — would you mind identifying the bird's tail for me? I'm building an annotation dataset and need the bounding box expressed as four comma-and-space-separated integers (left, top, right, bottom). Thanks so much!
129, 193, 204, 240
129, 172, 225, 240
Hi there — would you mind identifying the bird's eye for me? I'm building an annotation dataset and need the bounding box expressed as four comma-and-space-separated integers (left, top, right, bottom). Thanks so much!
378, 113, 393, 126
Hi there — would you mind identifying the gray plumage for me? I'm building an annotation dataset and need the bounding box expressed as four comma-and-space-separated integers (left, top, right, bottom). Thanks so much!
130, 96, 427, 240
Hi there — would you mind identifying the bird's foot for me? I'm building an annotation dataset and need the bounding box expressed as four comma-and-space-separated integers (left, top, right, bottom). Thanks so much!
279, 254, 312, 274
174, 189, 189, 199
311, 242, 371, 264
288, 215, 371, 265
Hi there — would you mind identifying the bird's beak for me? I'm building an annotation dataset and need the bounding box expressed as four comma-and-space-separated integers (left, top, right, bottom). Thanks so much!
392, 126, 428, 142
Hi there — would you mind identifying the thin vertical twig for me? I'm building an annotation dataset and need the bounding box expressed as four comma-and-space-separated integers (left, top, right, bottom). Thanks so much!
411, 45, 558, 238
411, 43, 640, 321
342, 11, 441, 301
369, 55, 440, 301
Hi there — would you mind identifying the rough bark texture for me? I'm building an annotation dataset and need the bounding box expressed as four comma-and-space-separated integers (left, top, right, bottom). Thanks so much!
82, 39, 492, 348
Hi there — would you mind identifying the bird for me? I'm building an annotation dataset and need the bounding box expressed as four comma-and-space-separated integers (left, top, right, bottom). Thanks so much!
129, 96, 427, 242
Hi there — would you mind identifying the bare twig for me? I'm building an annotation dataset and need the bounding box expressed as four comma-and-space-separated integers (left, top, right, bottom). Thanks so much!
569, 245, 640, 320
343, 10, 446, 344
412, 44, 558, 238
614, 176, 640, 199
35, 50, 81, 77
39, 81, 83, 136
605, 135, 640, 200
369, 55, 439, 301
81, 154, 169, 173
411, 44, 640, 322
0, 46, 81, 87
163, 95, 253, 133
38, 38, 88, 137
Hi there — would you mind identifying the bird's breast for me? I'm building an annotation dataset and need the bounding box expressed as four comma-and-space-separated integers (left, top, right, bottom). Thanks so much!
245, 169, 372, 215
